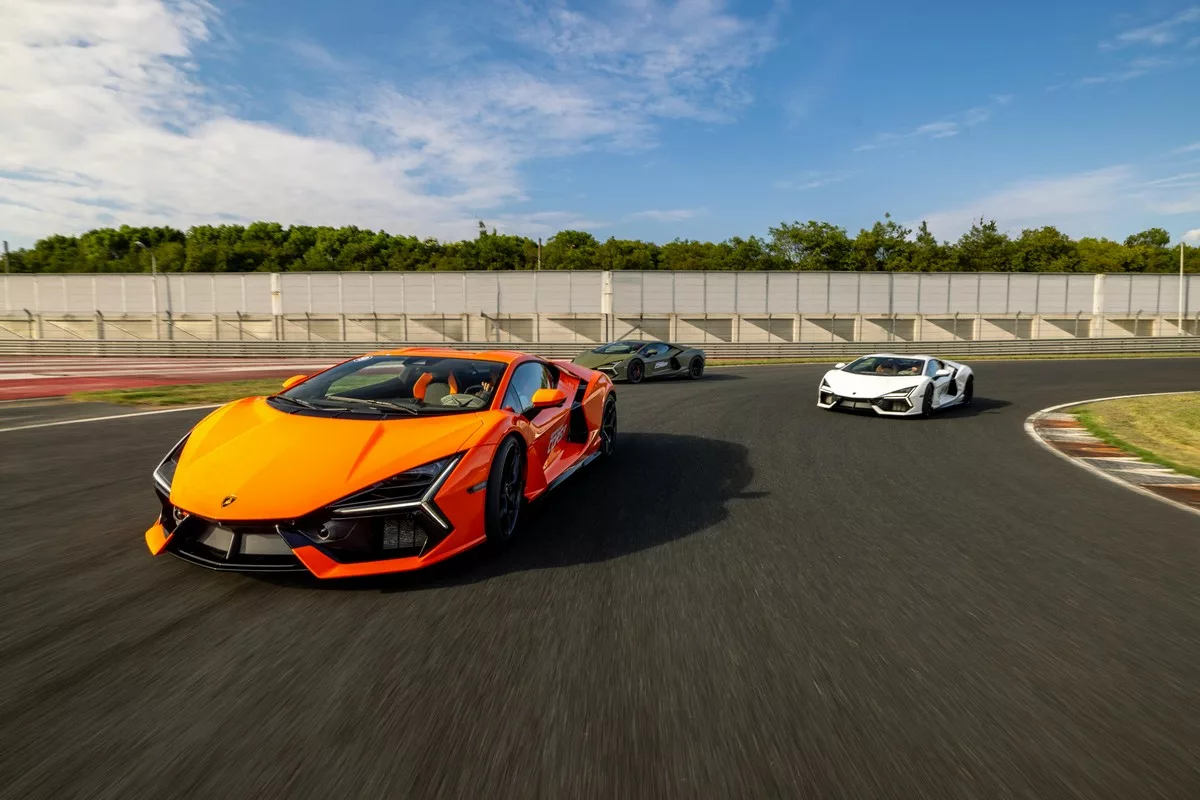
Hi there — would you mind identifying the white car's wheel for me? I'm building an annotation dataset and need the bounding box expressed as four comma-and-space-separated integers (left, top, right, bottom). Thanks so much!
920, 385, 934, 418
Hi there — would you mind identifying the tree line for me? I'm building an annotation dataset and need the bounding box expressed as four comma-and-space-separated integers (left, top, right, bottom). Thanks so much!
4, 217, 1196, 274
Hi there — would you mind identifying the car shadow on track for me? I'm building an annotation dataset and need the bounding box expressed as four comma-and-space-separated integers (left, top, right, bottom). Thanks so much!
828, 396, 1011, 420
254, 433, 760, 592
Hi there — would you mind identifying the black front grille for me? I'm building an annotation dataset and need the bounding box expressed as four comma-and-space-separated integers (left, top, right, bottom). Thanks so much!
165, 516, 305, 572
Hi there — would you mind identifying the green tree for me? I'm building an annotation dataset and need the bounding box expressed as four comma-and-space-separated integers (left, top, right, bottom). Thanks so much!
848, 214, 912, 271
1013, 226, 1080, 272
767, 221, 851, 270
956, 218, 1013, 272
1124, 227, 1173, 272
1075, 238, 1138, 273
597, 238, 659, 270
543, 230, 600, 270
909, 221, 957, 272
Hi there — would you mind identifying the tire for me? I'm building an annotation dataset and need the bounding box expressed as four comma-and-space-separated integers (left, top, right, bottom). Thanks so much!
599, 396, 617, 458
961, 376, 974, 407
920, 385, 934, 418
688, 357, 704, 379
626, 359, 645, 384
484, 436, 526, 544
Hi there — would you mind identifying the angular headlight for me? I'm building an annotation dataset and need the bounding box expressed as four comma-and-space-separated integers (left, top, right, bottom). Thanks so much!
883, 387, 917, 399
330, 454, 462, 526
152, 433, 190, 495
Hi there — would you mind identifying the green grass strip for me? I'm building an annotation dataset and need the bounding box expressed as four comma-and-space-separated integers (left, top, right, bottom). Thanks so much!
1071, 406, 1200, 480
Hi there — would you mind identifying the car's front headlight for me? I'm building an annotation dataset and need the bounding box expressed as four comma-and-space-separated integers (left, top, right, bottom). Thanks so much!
152, 434, 190, 495
285, 455, 463, 557
882, 386, 918, 399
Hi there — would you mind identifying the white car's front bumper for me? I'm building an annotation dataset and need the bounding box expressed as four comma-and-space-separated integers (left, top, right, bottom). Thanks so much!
817, 387, 920, 416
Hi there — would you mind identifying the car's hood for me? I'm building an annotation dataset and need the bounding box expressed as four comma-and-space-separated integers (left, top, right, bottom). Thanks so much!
572, 352, 627, 369
169, 397, 483, 520
822, 370, 924, 398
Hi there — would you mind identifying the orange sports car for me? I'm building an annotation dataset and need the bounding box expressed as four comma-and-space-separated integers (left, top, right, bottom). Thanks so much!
145, 348, 616, 578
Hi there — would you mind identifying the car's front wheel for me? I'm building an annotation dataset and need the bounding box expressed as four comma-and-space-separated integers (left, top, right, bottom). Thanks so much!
961, 376, 974, 407
920, 385, 934, 418
626, 359, 645, 384
485, 436, 526, 544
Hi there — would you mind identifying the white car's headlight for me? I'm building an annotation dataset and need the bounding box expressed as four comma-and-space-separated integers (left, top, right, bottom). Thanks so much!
882, 387, 917, 399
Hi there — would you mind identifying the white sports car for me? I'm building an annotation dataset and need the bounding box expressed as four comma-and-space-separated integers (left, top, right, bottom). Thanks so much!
817, 354, 975, 417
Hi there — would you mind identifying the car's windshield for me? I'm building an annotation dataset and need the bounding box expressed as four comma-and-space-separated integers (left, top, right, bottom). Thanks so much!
271, 355, 507, 417
842, 356, 925, 376
593, 341, 643, 354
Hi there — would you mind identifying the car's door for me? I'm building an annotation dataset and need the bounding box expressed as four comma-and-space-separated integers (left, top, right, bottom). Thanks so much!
501, 361, 572, 474
926, 358, 954, 405
638, 342, 673, 376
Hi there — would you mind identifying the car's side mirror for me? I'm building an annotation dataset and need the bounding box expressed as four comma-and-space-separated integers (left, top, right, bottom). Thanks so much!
531, 388, 567, 409
281, 374, 307, 390
833, 362, 846, 369
935, 368, 953, 378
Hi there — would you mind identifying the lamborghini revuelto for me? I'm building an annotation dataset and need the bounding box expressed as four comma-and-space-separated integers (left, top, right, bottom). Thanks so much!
572, 340, 706, 383
817, 354, 975, 417
145, 349, 617, 578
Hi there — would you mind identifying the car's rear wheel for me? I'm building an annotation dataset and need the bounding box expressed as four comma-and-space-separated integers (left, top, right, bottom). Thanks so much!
961, 376, 974, 407
600, 396, 617, 457
920, 385, 934, 418
485, 436, 525, 543
688, 357, 704, 379
626, 359, 644, 384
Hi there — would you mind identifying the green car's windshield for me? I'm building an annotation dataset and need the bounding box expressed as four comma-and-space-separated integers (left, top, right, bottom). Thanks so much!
842, 356, 925, 376
272, 355, 508, 417
593, 341, 643, 354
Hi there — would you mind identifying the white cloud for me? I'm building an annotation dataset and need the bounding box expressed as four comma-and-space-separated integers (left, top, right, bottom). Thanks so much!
0, 0, 778, 246
854, 95, 1012, 152
915, 158, 1200, 240
1174, 141, 1200, 154
1050, 55, 1192, 89
1183, 228, 1200, 243
509, 0, 781, 124
915, 167, 1136, 239
1102, 7, 1200, 49
773, 171, 850, 191
626, 208, 705, 222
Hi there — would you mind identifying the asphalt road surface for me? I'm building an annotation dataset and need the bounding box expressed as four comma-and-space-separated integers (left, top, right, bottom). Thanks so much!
1, 360, 1198, 799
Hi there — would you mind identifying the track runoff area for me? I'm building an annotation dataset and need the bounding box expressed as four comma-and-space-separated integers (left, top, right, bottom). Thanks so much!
1, 358, 1198, 799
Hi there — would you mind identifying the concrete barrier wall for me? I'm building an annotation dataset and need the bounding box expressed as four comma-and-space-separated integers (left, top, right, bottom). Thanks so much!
3, 271, 1197, 317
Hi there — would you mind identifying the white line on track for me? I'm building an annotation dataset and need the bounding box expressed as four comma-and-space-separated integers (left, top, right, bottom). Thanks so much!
0, 404, 220, 434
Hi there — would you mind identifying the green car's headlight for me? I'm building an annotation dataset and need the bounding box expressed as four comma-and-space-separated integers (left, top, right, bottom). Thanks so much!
152, 434, 190, 495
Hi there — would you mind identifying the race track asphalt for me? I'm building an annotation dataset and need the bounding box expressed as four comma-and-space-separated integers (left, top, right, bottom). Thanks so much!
1, 360, 1197, 800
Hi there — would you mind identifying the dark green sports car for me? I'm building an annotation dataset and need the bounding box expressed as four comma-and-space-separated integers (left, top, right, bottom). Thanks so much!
571, 340, 706, 384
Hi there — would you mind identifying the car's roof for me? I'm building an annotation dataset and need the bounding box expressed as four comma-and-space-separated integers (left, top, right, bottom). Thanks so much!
858, 353, 932, 360
363, 347, 533, 364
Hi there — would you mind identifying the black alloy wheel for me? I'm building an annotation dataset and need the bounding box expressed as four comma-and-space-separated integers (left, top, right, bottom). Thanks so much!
600, 397, 617, 457
486, 437, 526, 543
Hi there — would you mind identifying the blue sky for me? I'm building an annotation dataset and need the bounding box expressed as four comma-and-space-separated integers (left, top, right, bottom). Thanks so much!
2, 0, 1199, 248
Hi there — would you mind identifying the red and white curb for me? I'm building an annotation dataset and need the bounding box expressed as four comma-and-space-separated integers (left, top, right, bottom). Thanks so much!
1024, 392, 1200, 518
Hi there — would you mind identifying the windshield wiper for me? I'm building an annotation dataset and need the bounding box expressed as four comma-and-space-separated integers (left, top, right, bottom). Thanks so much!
326, 396, 419, 415
274, 395, 321, 410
